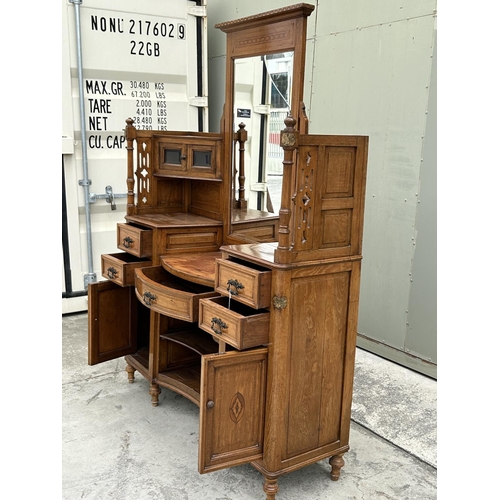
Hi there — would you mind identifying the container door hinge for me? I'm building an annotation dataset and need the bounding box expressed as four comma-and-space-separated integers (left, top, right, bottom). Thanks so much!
189, 96, 208, 107
188, 5, 207, 17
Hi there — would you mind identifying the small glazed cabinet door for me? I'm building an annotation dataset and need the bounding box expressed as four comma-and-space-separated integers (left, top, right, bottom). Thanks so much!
199, 348, 267, 474
88, 281, 138, 365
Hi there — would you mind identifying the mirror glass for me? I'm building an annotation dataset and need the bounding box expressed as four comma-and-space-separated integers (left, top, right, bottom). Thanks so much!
231, 52, 293, 221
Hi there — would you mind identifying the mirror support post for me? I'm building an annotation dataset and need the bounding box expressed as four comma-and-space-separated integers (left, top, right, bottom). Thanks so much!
274, 115, 298, 264
235, 122, 248, 209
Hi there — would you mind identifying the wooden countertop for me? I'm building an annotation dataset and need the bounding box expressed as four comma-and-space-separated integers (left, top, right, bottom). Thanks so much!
161, 251, 222, 287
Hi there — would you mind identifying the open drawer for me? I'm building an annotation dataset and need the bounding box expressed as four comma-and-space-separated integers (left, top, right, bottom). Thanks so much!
215, 258, 271, 309
101, 252, 152, 286
198, 296, 270, 349
117, 223, 152, 257
135, 266, 218, 322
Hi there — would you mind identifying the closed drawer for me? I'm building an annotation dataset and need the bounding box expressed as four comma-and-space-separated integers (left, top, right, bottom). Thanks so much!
101, 252, 152, 286
159, 227, 222, 255
117, 223, 152, 258
215, 259, 271, 309
199, 296, 270, 350
135, 266, 218, 322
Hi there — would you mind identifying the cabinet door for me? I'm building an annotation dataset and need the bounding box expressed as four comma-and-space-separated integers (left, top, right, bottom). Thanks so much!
199, 348, 267, 474
88, 281, 138, 365
157, 142, 188, 173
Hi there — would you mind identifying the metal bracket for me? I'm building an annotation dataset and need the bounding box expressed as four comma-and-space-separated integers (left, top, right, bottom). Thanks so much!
254, 104, 270, 115
250, 182, 268, 192
188, 5, 207, 17
84, 273, 97, 290
189, 96, 208, 108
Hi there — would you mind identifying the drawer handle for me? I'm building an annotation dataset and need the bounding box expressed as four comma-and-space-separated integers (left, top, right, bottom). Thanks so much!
206, 400, 215, 409
180, 154, 187, 160
227, 279, 244, 296
107, 267, 118, 279
211, 317, 228, 335
143, 291, 157, 306
123, 236, 134, 248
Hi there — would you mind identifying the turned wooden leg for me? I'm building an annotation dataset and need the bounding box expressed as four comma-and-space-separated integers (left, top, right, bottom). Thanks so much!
125, 364, 135, 383
149, 383, 161, 407
263, 478, 279, 500
329, 453, 345, 481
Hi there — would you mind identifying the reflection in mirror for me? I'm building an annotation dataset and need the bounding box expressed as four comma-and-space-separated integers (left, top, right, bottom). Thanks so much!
232, 52, 293, 220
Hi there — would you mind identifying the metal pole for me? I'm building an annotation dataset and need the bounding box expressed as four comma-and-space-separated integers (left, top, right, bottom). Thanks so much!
70, 0, 96, 288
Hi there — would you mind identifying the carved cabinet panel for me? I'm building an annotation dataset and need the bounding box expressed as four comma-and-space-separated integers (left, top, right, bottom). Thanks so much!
199, 348, 268, 474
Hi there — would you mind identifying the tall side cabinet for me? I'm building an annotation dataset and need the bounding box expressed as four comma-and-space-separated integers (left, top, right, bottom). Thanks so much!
87, 4, 369, 499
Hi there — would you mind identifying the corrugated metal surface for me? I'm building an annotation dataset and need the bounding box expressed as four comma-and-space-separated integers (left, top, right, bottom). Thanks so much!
405, 31, 437, 366
207, 0, 437, 377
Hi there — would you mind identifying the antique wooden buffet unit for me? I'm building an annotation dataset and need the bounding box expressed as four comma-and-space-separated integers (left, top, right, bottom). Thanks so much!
88, 4, 369, 499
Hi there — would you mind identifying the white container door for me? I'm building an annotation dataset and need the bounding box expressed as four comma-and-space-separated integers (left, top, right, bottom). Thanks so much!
62, 0, 207, 313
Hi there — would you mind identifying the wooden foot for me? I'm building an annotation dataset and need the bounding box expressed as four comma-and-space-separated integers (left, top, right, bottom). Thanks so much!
125, 364, 135, 383
263, 478, 279, 500
329, 453, 345, 481
149, 383, 161, 407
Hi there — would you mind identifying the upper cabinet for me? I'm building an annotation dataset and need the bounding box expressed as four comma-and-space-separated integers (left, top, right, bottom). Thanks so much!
155, 134, 223, 180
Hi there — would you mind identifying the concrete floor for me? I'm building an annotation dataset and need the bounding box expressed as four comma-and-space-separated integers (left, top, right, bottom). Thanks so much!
62, 312, 437, 500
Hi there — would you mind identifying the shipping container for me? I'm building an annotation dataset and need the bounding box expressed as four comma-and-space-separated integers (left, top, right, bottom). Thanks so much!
62, 0, 208, 313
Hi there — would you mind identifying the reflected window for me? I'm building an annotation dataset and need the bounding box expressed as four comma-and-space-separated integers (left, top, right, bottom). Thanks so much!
270, 72, 289, 108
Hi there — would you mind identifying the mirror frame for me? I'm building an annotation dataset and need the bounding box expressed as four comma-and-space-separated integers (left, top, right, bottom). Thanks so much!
215, 3, 315, 244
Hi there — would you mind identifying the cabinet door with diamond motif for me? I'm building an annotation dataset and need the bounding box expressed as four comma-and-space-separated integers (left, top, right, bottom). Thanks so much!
198, 348, 267, 474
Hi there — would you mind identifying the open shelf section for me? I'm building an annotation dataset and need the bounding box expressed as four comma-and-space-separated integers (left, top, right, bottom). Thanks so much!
160, 328, 219, 356
158, 366, 202, 406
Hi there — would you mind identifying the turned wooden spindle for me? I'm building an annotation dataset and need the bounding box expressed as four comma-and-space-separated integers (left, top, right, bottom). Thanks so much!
125, 117, 137, 217
125, 363, 135, 383
329, 453, 345, 481
263, 478, 279, 500
149, 383, 161, 407
274, 114, 298, 264
235, 122, 248, 209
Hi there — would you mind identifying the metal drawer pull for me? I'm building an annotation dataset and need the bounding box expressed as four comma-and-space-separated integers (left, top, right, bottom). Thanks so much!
227, 279, 244, 296
143, 291, 157, 306
107, 267, 118, 279
207, 400, 215, 409
123, 236, 134, 248
211, 317, 228, 335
